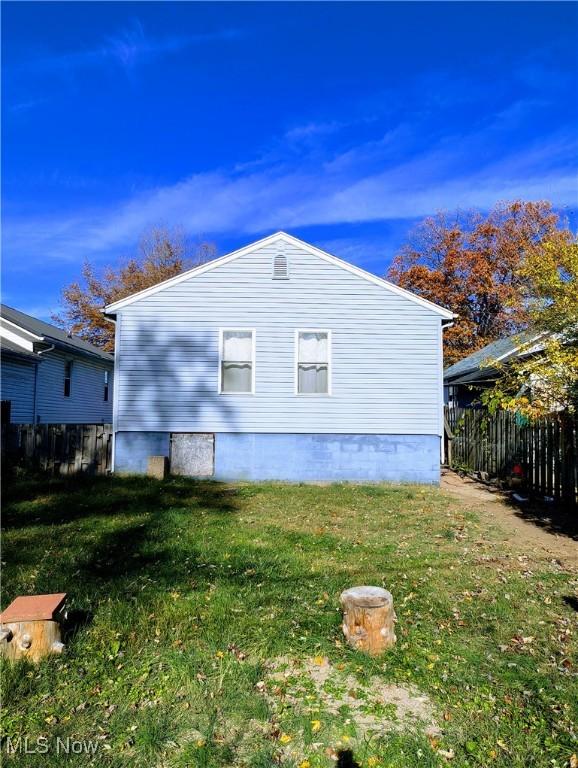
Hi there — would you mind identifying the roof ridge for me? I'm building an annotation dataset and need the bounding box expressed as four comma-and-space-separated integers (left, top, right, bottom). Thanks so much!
104, 232, 455, 319
444, 328, 545, 378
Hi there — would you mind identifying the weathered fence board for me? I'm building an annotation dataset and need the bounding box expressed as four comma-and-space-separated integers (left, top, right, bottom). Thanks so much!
2, 423, 112, 476
445, 407, 577, 507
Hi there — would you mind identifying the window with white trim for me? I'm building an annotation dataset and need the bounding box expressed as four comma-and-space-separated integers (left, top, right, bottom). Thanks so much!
296, 330, 330, 394
219, 330, 255, 393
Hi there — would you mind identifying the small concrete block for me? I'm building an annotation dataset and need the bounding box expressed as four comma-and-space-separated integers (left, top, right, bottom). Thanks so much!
0, 593, 67, 623
1, 594, 68, 663
147, 456, 168, 479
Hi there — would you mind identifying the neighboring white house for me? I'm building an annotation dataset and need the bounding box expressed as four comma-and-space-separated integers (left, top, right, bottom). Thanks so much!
105, 232, 455, 483
1, 305, 114, 424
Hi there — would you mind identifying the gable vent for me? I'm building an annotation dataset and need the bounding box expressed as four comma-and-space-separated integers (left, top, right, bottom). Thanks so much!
272, 254, 289, 280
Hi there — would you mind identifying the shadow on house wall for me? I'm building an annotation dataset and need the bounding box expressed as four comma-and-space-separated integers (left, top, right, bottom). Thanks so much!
116, 326, 239, 432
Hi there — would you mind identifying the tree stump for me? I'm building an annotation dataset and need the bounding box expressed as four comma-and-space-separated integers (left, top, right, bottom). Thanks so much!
0, 593, 67, 662
340, 586, 396, 656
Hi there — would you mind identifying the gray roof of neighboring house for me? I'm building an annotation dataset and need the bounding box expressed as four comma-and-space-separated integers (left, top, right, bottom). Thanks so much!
1, 304, 113, 363
0, 336, 41, 361
444, 329, 542, 383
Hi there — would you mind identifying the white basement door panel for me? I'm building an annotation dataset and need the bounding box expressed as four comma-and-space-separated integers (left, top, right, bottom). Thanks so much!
170, 433, 214, 477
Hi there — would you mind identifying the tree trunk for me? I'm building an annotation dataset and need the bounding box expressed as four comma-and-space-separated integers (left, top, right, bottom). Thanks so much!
0, 620, 64, 662
0, 593, 66, 662
340, 586, 396, 656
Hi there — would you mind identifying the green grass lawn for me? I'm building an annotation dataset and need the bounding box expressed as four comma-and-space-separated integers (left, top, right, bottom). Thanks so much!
1, 475, 577, 767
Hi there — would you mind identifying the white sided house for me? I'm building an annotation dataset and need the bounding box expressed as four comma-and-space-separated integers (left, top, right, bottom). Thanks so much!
105, 233, 454, 483
1, 305, 114, 425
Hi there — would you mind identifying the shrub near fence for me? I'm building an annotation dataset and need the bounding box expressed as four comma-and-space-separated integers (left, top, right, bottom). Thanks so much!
445, 407, 578, 507
2, 423, 112, 475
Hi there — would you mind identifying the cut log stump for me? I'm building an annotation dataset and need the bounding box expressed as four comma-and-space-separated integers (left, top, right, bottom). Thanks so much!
340, 586, 396, 656
0, 593, 67, 662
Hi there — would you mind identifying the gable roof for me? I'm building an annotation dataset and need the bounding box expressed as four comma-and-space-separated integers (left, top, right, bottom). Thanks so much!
1, 304, 113, 363
444, 329, 547, 383
104, 232, 456, 319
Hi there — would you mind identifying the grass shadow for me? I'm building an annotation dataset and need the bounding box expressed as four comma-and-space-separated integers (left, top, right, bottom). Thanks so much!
1, 474, 244, 606
504, 494, 578, 540
2, 474, 239, 529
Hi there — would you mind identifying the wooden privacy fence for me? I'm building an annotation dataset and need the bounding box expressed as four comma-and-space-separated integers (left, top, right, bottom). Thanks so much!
445, 406, 577, 506
2, 423, 112, 476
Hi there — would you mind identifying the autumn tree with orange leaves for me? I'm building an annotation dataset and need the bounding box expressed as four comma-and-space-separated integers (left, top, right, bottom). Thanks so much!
388, 201, 570, 365
55, 228, 216, 352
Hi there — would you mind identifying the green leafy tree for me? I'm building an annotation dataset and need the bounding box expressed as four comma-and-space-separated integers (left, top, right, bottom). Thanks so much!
481, 239, 578, 417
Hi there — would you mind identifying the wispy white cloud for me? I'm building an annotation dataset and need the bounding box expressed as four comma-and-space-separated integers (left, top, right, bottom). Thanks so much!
3, 51, 576, 272
19, 19, 243, 74
3, 122, 576, 270
9, 97, 49, 113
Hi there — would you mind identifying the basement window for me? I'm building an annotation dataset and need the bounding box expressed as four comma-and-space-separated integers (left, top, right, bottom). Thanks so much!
272, 254, 289, 280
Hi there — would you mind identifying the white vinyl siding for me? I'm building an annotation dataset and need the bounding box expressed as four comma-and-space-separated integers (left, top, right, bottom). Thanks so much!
1, 350, 113, 424
114, 240, 443, 435
36, 350, 114, 423
0, 358, 36, 422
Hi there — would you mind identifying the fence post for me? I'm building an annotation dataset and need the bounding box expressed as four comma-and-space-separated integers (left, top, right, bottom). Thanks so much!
560, 414, 577, 508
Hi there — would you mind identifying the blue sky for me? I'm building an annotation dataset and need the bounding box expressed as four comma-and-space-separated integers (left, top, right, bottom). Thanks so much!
2, 1, 577, 319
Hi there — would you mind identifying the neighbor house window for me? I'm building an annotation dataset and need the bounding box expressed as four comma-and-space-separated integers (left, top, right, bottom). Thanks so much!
64, 361, 72, 397
296, 330, 331, 395
104, 370, 109, 402
219, 330, 255, 394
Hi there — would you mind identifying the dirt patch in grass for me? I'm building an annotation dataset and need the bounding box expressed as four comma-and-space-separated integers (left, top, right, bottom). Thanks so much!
264, 656, 439, 741
441, 470, 578, 568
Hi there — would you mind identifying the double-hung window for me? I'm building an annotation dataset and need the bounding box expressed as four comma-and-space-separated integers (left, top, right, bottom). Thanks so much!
219, 330, 255, 394
296, 330, 331, 395
103, 370, 109, 402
